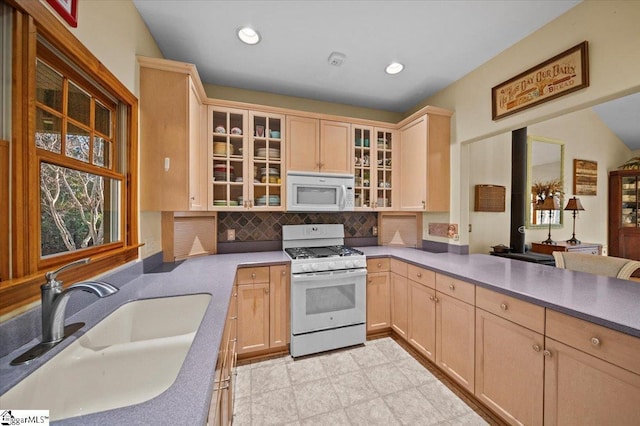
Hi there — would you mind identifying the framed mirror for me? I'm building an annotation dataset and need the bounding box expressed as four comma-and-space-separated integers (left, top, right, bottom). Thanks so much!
527, 135, 564, 228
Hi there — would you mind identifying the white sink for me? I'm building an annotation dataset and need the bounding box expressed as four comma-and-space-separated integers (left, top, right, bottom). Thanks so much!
0, 293, 211, 421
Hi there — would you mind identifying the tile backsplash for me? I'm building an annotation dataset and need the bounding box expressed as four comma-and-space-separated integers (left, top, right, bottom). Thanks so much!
217, 212, 378, 242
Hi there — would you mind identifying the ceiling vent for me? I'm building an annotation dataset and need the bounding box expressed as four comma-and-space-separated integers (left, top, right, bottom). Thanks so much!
328, 52, 346, 67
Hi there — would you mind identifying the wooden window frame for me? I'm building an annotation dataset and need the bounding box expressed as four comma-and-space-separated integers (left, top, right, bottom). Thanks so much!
35, 48, 124, 266
1, 1, 139, 317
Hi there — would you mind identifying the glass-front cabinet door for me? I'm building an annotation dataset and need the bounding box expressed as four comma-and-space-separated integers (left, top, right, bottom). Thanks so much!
353, 125, 373, 209
375, 128, 394, 209
353, 125, 395, 210
209, 106, 247, 209
208, 106, 285, 210
249, 112, 284, 210
621, 175, 638, 227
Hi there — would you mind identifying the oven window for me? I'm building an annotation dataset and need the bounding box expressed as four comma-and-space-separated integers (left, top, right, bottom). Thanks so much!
297, 186, 337, 205
306, 284, 355, 315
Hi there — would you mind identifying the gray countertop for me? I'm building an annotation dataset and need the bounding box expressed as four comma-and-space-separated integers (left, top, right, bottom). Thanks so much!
361, 247, 640, 338
1, 247, 639, 425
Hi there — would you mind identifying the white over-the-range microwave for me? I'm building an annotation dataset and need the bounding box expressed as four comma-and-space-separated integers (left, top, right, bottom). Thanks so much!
286, 171, 355, 212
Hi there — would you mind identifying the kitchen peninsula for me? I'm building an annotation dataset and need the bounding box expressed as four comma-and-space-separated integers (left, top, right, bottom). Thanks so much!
1, 248, 639, 425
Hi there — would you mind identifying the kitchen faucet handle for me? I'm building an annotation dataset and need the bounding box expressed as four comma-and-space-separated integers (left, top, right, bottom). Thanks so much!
44, 258, 91, 287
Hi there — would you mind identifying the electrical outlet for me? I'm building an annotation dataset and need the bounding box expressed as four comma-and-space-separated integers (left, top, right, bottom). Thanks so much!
372, 226, 378, 236
227, 229, 236, 241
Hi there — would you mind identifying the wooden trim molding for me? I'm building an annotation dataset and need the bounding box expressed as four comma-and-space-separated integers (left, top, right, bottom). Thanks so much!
0, 246, 140, 316
0, 140, 9, 282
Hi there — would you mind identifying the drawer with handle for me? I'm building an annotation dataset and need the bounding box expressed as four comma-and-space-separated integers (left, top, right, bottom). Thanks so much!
435, 273, 475, 305
236, 266, 270, 285
390, 258, 407, 277
367, 258, 390, 273
476, 286, 545, 334
407, 264, 436, 289
546, 309, 640, 375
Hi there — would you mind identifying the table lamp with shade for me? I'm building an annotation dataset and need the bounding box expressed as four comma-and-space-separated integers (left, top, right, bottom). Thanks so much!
540, 196, 561, 244
564, 197, 585, 244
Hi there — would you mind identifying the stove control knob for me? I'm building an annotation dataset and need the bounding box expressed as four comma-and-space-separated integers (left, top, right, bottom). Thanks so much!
328, 262, 336, 270
355, 259, 365, 268
302, 264, 312, 272
345, 260, 354, 268
312, 263, 320, 271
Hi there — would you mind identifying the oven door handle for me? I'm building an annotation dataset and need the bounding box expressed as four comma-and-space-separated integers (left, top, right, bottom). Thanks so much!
292, 268, 367, 282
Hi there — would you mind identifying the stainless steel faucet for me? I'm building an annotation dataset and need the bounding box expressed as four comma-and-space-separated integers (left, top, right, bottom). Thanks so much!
11, 257, 119, 365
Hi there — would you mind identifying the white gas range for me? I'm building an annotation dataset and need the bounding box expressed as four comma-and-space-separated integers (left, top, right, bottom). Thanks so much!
283, 224, 367, 358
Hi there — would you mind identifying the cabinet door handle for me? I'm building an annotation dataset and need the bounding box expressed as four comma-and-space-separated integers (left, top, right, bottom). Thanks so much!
230, 316, 237, 320
543, 350, 552, 358
251, 273, 256, 279
416, 272, 422, 278
500, 303, 508, 311
449, 284, 455, 291
429, 295, 435, 301
591, 337, 601, 346
281, 270, 286, 276
377, 262, 382, 268
265, 289, 269, 294
434, 296, 439, 303
422, 201, 425, 209
532, 344, 541, 352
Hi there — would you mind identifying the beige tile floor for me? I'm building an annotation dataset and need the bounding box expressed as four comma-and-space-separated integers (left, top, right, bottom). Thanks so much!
233, 337, 502, 425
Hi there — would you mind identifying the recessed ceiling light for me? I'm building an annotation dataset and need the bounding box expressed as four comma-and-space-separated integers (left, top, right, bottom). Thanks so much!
385, 62, 404, 75
237, 27, 261, 45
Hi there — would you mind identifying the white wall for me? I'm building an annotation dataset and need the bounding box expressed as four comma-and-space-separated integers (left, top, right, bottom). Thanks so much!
468, 133, 511, 254
417, 1, 640, 249
467, 107, 630, 253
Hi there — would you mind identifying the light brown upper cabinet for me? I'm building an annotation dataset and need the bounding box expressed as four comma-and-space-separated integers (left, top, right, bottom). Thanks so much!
139, 58, 207, 211
398, 111, 451, 211
353, 125, 397, 210
286, 116, 351, 174
208, 106, 285, 210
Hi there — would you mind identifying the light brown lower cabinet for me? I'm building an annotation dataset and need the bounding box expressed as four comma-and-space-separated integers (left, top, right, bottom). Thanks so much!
269, 265, 289, 348
475, 308, 544, 426
366, 258, 391, 333
390, 272, 408, 339
435, 292, 475, 393
397, 263, 475, 393
237, 265, 289, 356
544, 309, 640, 425
407, 279, 436, 361
208, 292, 237, 426
367, 271, 391, 333
543, 337, 640, 425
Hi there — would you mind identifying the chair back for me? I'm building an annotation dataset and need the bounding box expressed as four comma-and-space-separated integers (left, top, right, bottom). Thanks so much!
552, 252, 640, 280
